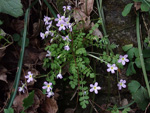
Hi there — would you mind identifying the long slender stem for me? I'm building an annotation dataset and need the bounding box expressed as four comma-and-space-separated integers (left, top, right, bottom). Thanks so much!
136, 12, 150, 97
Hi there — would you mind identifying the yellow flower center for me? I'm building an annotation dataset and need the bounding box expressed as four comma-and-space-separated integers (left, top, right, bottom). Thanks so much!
120, 83, 122, 86
61, 24, 63, 27
29, 75, 32, 78
93, 86, 96, 90
47, 84, 50, 87
111, 67, 114, 69
122, 58, 125, 60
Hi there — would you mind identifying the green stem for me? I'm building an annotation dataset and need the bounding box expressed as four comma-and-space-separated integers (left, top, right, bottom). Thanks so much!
136, 12, 150, 97
6, 0, 39, 108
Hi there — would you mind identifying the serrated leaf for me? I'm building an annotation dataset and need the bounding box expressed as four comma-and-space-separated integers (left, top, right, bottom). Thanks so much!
128, 80, 141, 94
0, 0, 23, 17
122, 44, 133, 51
126, 62, 136, 76
141, 3, 149, 12
23, 90, 34, 110
4, 108, 14, 113
122, 3, 133, 16
135, 57, 141, 68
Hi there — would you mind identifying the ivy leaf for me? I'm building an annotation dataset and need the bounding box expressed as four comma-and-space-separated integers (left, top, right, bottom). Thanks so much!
0, 0, 23, 17
128, 80, 141, 94
4, 108, 14, 113
122, 44, 133, 51
23, 90, 34, 110
122, 3, 133, 17
126, 62, 136, 76
135, 57, 141, 68
141, 3, 149, 12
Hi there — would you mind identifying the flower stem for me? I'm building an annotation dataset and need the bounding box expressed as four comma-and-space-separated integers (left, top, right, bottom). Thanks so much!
136, 12, 150, 97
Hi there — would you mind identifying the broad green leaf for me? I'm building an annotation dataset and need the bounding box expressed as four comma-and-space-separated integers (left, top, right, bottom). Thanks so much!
122, 3, 133, 17
132, 87, 149, 110
23, 90, 34, 110
145, 58, 150, 71
127, 48, 139, 60
0, 0, 23, 17
128, 80, 141, 94
126, 62, 136, 76
143, 49, 150, 58
4, 108, 14, 113
122, 44, 133, 51
141, 3, 149, 12
135, 57, 141, 68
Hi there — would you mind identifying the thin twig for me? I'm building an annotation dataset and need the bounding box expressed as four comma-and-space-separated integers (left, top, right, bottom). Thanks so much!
89, 100, 99, 113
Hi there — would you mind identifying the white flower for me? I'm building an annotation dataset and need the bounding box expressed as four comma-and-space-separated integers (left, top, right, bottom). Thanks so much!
117, 79, 126, 90
18, 81, 27, 93
107, 64, 118, 74
90, 82, 101, 94
25, 71, 34, 83
118, 55, 129, 65
46, 50, 51, 59
64, 45, 70, 51
42, 81, 53, 92
44, 16, 51, 25
57, 73, 63, 79
47, 91, 54, 97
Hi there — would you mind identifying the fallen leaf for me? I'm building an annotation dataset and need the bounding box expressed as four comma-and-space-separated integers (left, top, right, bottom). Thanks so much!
13, 94, 28, 113
91, 22, 103, 38
80, 0, 94, 16
64, 108, 75, 113
54, 88, 61, 100
0, 66, 8, 83
134, 2, 141, 11
41, 97, 58, 113
10, 19, 24, 33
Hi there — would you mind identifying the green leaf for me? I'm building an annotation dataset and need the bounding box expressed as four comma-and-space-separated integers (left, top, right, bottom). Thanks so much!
122, 3, 133, 17
122, 44, 133, 51
128, 80, 141, 94
76, 48, 87, 55
23, 90, 34, 110
145, 58, 150, 71
141, 3, 149, 12
126, 62, 136, 76
135, 57, 141, 68
13, 34, 20, 41
18, 37, 29, 47
122, 107, 130, 113
127, 48, 139, 60
4, 108, 14, 113
146, 0, 150, 2
143, 49, 150, 58
0, 0, 23, 17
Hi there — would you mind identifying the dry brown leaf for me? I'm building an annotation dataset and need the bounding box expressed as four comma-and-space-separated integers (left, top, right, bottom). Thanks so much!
73, 8, 87, 23
80, 0, 94, 16
10, 19, 24, 33
13, 94, 28, 113
54, 88, 61, 100
134, 2, 141, 10
31, 20, 42, 37
64, 108, 75, 113
91, 22, 103, 38
0, 48, 6, 61
41, 97, 58, 113
0, 66, 8, 83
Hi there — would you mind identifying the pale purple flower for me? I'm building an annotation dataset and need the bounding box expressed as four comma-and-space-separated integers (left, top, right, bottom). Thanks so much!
118, 55, 129, 65
50, 39, 53, 43
64, 45, 70, 51
55, 14, 65, 23
44, 16, 51, 25
46, 50, 51, 59
47, 91, 54, 97
63, 6, 66, 11
42, 81, 53, 92
40, 32, 45, 40
45, 31, 50, 38
67, 6, 71, 10
57, 73, 63, 79
107, 64, 118, 74
62, 35, 71, 42
56, 22, 66, 31
117, 79, 126, 90
18, 82, 27, 93
25, 71, 34, 83
46, 21, 52, 30
90, 82, 101, 94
